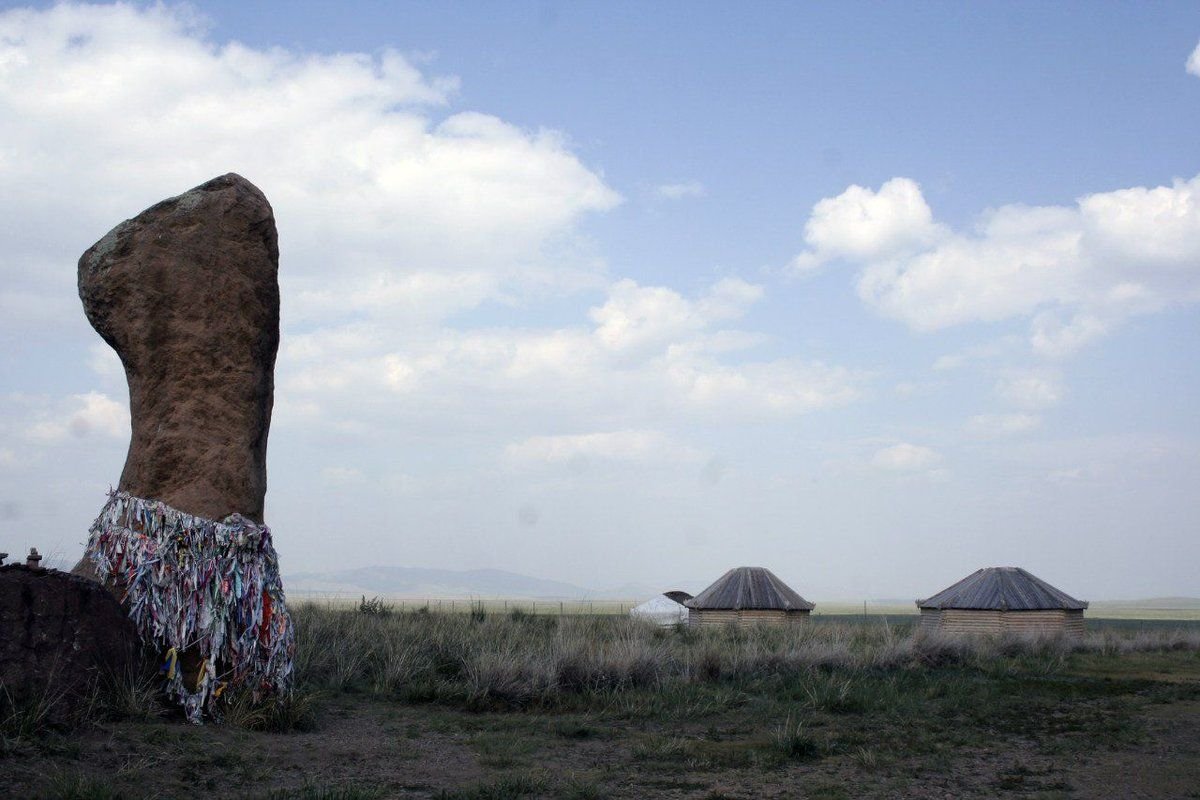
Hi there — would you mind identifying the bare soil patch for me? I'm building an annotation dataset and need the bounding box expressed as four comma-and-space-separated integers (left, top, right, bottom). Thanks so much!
9, 680, 1200, 799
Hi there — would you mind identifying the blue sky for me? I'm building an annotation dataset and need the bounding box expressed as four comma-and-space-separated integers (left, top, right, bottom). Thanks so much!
1, 2, 1198, 600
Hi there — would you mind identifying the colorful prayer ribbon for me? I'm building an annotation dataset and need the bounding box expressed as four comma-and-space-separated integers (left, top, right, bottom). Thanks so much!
83, 490, 295, 723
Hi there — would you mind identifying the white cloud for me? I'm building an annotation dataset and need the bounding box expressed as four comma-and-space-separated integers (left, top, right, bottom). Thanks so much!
871, 442, 939, 471
505, 430, 702, 465
996, 373, 1063, 410
590, 280, 702, 353
87, 343, 122, 379
281, 276, 860, 429
931, 336, 1021, 371
0, 5, 872, 583
790, 178, 945, 274
589, 277, 763, 353
662, 351, 858, 414
794, 175, 1200, 354
321, 466, 364, 485
856, 204, 1085, 331
657, 181, 705, 199
0, 6, 863, 454
289, 272, 502, 328
1029, 311, 1108, 358
967, 413, 1041, 437
0, 3, 620, 333
1047, 467, 1086, 483
1188, 40, 1200, 77
893, 380, 945, 398
26, 392, 128, 442
0, 7, 851, 463
930, 354, 965, 372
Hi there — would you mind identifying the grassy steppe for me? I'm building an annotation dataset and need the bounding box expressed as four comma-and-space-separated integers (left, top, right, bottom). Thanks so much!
291, 594, 1200, 621
5, 601, 1200, 799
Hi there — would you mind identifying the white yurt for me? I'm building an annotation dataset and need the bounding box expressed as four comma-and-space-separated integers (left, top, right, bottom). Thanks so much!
629, 591, 692, 626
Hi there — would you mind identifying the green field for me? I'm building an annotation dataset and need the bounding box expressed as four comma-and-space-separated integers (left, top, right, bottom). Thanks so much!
6, 602, 1200, 799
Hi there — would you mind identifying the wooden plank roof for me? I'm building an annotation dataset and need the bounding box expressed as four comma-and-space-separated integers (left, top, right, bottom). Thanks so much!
917, 567, 1088, 611
685, 567, 815, 611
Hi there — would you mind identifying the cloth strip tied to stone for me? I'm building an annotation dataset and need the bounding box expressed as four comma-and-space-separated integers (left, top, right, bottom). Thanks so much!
84, 490, 295, 723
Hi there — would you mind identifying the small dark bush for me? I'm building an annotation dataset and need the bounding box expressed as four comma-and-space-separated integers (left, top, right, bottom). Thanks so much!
358, 596, 394, 617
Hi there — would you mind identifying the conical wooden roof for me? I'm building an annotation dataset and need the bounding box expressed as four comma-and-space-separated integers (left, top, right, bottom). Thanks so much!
685, 567, 815, 611
918, 567, 1087, 611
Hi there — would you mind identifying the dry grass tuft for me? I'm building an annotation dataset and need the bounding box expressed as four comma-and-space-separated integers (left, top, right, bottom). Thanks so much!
287, 601, 1200, 712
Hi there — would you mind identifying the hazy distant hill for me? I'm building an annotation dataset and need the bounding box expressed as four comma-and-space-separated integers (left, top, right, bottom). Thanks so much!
286, 566, 657, 600
1090, 597, 1200, 610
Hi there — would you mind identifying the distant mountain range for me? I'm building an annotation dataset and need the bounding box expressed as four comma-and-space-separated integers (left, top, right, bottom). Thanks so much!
285, 565, 659, 600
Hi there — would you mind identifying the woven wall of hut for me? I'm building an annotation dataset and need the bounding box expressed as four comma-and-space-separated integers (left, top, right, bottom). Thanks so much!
689, 608, 810, 627
920, 608, 1084, 637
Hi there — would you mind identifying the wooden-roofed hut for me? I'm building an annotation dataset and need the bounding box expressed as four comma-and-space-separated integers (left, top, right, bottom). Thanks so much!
685, 567, 815, 626
917, 567, 1087, 637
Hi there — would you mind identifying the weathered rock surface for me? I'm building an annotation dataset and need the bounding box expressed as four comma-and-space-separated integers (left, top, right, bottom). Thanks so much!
0, 565, 143, 722
78, 173, 280, 523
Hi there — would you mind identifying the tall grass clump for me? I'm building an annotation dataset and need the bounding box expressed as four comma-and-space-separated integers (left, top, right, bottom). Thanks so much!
93, 662, 164, 722
1078, 627, 1200, 655
260, 783, 384, 800
287, 601, 1200, 712
432, 772, 545, 800
0, 679, 65, 750
222, 688, 319, 732
771, 715, 824, 760
38, 772, 126, 800
1, 657, 167, 750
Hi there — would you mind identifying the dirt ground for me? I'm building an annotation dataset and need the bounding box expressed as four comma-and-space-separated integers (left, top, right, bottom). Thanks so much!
7, 687, 1200, 800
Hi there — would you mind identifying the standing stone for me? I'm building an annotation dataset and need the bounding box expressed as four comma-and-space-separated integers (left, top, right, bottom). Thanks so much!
73, 175, 293, 720
77, 173, 279, 524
